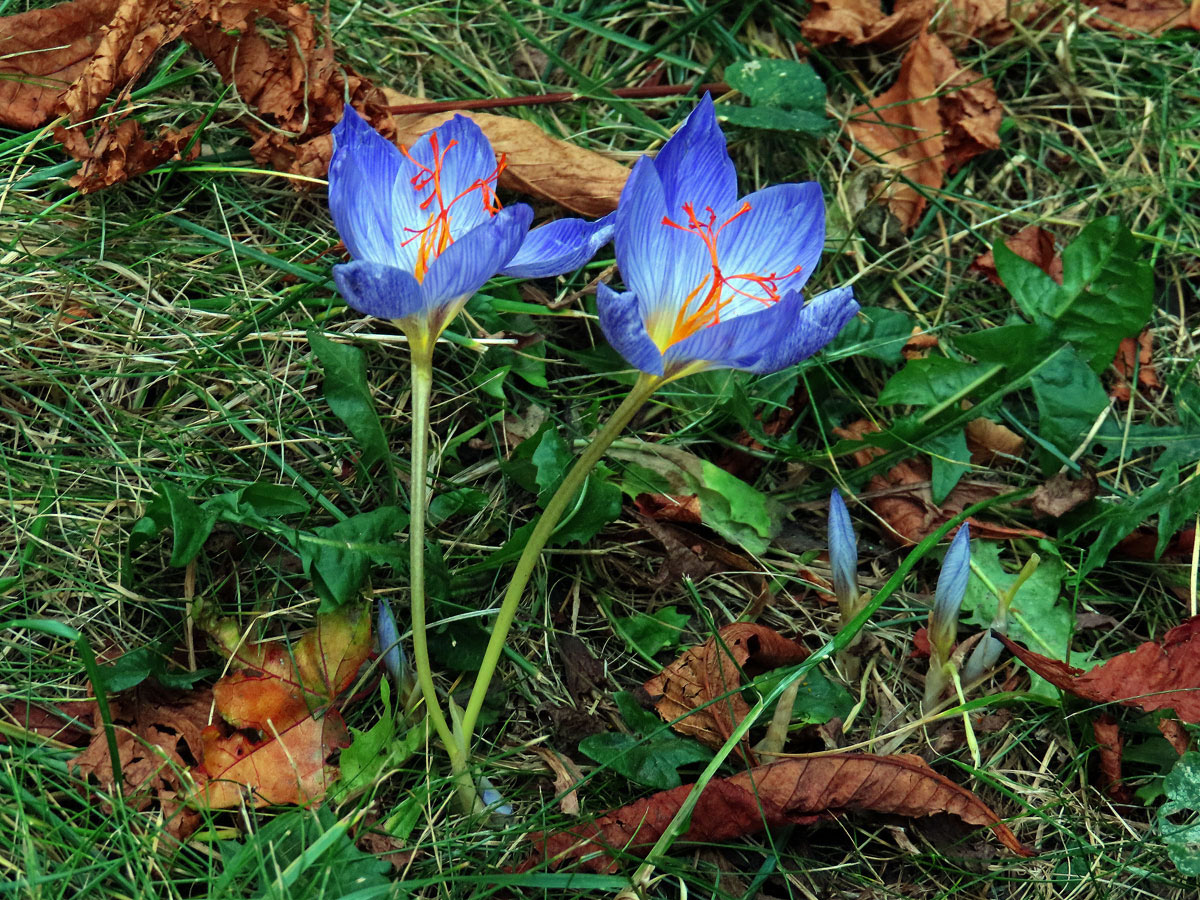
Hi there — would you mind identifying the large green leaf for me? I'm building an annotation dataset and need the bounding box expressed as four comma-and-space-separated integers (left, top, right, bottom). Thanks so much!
299, 506, 407, 610
1029, 347, 1109, 471
878, 356, 982, 407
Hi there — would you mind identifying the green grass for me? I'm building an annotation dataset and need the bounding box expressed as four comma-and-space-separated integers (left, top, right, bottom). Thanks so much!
3, 1, 1200, 897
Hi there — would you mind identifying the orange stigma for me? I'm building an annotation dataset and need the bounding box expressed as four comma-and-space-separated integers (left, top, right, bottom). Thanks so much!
399, 133, 507, 281
652, 202, 802, 350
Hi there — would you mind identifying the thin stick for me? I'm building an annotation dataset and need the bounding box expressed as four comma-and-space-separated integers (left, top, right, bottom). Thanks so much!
388, 82, 731, 116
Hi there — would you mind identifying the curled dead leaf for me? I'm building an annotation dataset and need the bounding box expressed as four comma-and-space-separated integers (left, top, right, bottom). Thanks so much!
524, 752, 1032, 872
1092, 714, 1132, 802
846, 31, 1001, 229
643, 624, 809, 760
996, 617, 1200, 722
1030, 468, 1098, 519
964, 417, 1025, 464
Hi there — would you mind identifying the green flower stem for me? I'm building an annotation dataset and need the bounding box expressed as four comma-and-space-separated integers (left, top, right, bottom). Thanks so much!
457, 372, 662, 763
406, 336, 463, 768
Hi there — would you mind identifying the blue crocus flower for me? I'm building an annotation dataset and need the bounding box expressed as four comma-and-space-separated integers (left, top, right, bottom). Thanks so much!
928, 524, 971, 663
596, 95, 859, 378
329, 107, 613, 340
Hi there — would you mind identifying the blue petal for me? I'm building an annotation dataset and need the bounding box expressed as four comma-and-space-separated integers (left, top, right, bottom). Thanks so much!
376, 597, 406, 684
827, 490, 858, 609
717, 182, 826, 309
664, 285, 859, 374
930, 523, 971, 657
653, 94, 738, 219
421, 204, 533, 306
399, 114, 499, 243
329, 106, 404, 264
595, 283, 665, 376
613, 158, 705, 325
333, 260, 429, 319
499, 212, 616, 278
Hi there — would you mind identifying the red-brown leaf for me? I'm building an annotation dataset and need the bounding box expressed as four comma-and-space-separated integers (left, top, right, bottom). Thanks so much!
997, 618, 1200, 722
524, 753, 1032, 872
643, 624, 809, 759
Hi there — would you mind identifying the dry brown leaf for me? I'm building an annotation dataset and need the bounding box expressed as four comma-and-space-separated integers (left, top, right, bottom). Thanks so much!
964, 417, 1026, 464
196, 712, 348, 808
633, 493, 704, 525
523, 752, 1032, 872
1031, 469, 1099, 519
1116, 526, 1197, 560
902, 327, 940, 360
1092, 714, 1132, 802
643, 624, 809, 759
0, 0, 391, 190
847, 31, 1001, 229
802, 0, 934, 47
997, 617, 1200, 722
1158, 718, 1191, 755
385, 89, 627, 217
869, 456, 1045, 545
1110, 329, 1160, 403
1, 699, 93, 745
535, 746, 585, 816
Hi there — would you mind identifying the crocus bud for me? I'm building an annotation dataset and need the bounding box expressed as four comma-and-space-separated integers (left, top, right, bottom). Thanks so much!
828, 490, 859, 620
377, 597, 406, 685
928, 524, 971, 664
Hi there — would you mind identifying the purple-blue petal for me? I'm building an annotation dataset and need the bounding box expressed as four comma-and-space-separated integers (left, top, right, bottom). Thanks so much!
930, 523, 971, 657
421, 204, 533, 306
663, 285, 858, 375
403, 114, 500, 241
333, 260, 429, 319
595, 283, 665, 376
653, 94, 738, 219
828, 490, 858, 609
329, 106, 404, 264
718, 182, 825, 303
613, 157, 704, 322
499, 212, 616, 278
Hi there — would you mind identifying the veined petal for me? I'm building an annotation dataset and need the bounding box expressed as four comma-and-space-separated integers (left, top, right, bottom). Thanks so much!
716, 182, 826, 314
401, 114, 500, 243
499, 212, 616, 279
929, 523, 971, 659
329, 106, 404, 265
663, 285, 858, 374
595, 283, 665, 376
614, 158, 679, 313
421, 203, 533, 307
827, 490, 858, 610
653, 94, 738, 219
333, 260, 429, 320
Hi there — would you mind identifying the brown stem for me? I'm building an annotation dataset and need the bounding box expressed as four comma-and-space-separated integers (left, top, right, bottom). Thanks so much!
388, 82, 731, 116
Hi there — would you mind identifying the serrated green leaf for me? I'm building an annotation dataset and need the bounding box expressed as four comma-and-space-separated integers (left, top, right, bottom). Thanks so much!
993, 240, 1062, 320
878, 357, 982, 407
307, 329, 390, 467
145, 483, 216, 567
1160, 752, 1200, 875
427, 487, 489, 527
299, 507, 407, 610
1030, 347, 1109, 471
578, 691, 712, 790
1054, 217, 1154, 372
338, 680, 421, 794
754, 667, 853, 725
